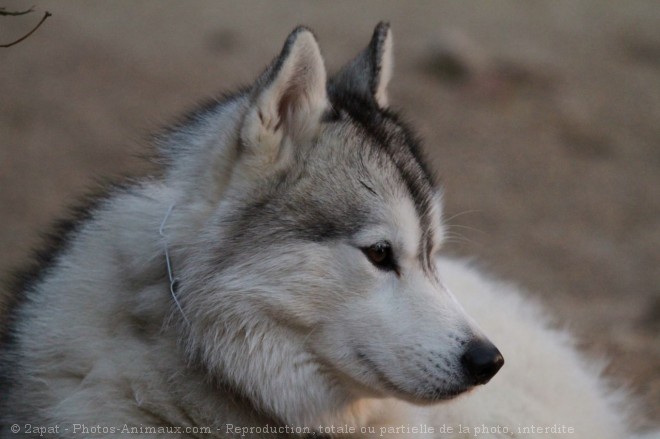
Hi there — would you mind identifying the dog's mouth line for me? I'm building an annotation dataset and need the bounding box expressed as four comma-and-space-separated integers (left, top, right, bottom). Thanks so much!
356, 350, 405, 395
354, 349, 469, 402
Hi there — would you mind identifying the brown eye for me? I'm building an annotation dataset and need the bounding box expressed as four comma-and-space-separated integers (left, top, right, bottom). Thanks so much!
362, 242, 398, 273
367, 245, 387, 264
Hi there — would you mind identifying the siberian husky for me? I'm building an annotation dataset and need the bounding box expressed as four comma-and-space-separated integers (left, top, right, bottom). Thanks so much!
1, 23, 654, 439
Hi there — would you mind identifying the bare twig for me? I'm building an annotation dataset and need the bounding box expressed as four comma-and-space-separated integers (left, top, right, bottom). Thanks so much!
0, 6, 35, 16
1, 10, 51, 48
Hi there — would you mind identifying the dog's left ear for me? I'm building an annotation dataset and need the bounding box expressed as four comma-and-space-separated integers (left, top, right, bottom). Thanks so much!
332, 22, 393, 107
241, 27, 328, 167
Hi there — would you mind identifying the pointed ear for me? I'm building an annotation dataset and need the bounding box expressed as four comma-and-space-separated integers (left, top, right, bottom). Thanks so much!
241, 27, 328, 166
332, 22, 393, 107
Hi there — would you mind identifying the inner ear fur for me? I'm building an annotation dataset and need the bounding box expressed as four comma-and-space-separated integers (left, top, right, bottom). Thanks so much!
240, 27, 328, 167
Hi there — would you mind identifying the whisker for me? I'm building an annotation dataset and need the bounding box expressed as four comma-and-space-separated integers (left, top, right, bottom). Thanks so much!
443, 209, 482, 223
445, 224, 485, 235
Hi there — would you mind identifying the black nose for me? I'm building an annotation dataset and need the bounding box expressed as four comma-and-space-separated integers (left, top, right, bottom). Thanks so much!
461, 339, 504, 385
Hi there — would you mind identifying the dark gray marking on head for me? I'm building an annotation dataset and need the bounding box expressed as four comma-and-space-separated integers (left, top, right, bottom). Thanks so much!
323, 86, 438, 273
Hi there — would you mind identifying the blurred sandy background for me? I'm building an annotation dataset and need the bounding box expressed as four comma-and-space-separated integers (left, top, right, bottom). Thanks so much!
1, 0, 658, 429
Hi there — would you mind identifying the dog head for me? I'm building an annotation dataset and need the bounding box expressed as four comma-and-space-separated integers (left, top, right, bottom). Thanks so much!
171, 23, 503, 426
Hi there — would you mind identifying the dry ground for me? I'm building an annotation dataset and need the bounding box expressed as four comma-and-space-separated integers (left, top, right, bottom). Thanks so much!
1, 0, 659, 430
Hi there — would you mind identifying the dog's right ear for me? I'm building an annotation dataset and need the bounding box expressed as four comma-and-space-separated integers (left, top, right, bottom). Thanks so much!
240, 27, 328, 169
332, 22, 393, 107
